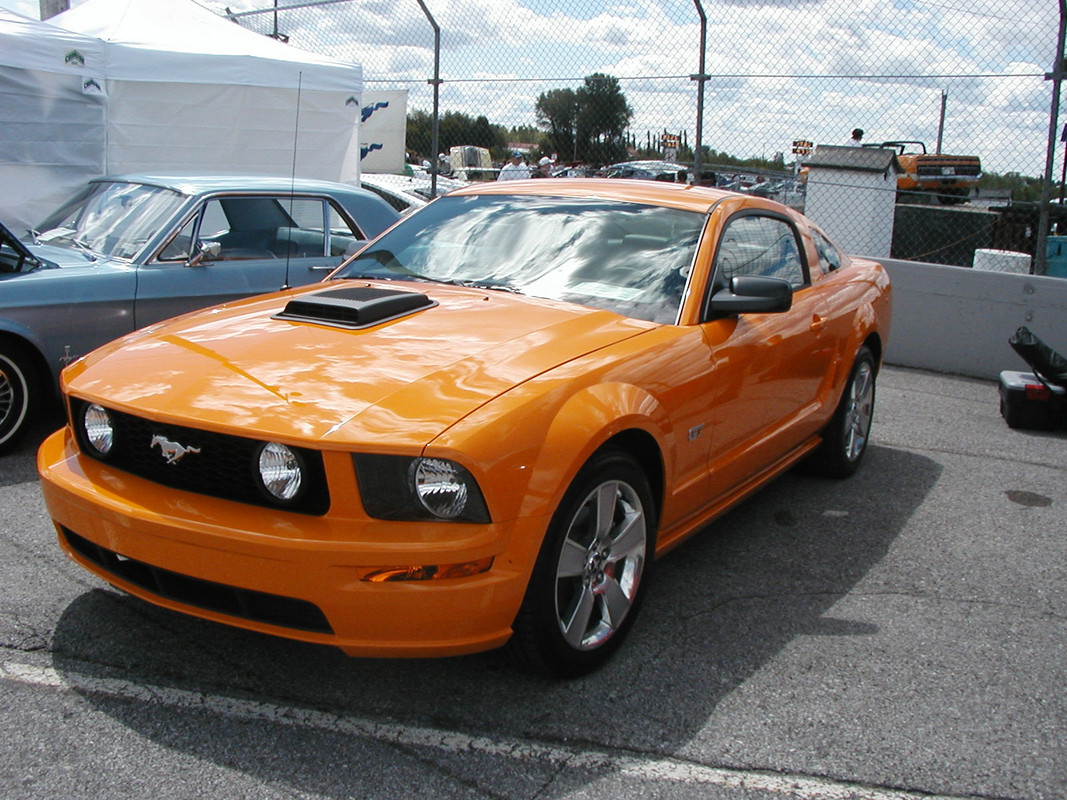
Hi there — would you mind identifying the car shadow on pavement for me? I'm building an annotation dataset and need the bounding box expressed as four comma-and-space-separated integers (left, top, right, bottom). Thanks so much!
49, 443, 941, 796
0, 411, 65, 488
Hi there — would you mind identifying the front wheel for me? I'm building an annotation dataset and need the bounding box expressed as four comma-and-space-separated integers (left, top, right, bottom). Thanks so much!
0, 343, 40, 454
508, 449, 656, 677
810, 347, 877, 478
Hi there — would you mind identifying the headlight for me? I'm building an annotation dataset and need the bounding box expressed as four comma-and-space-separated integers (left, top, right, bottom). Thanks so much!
256, 442, 304, 503
81, 403, 114, 456
412, 458, 471, 519
353, 454, 490, 522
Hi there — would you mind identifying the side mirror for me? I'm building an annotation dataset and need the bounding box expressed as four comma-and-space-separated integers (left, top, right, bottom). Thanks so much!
709, 276, 793, 314
188, 240, 221, 267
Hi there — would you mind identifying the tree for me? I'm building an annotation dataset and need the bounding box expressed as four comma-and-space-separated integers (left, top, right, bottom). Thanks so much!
535, 88, 579, 162
536, 75, 633, 165
407, 110, 507, 160
576, 74, 632, 165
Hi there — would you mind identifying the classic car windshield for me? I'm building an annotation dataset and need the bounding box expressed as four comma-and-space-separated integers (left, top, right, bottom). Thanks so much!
335, 194, 706, 324
34, 181, 187, 261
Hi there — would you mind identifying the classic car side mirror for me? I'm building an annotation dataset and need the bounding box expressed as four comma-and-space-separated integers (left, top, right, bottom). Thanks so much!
709, 276, 793, 315
188, 240, 221, 267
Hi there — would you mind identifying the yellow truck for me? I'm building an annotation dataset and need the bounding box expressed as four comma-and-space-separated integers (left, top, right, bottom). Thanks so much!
866, 140, 981, 204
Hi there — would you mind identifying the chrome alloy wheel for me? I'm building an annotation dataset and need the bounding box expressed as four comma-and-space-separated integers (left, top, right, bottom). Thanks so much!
553, 479, 647, 651
843, 358, 875, 462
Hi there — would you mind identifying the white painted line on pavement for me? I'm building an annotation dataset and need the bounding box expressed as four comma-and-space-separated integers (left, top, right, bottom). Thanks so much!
2, 658, 959, 800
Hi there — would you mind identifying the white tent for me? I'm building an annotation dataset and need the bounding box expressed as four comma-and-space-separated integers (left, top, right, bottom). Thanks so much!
52, 0, 364, 180
0, 0, 363, 234
0, 8, 106, 234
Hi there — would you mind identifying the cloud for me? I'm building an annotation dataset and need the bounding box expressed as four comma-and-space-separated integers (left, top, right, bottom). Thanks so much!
5, 0, 1053, 174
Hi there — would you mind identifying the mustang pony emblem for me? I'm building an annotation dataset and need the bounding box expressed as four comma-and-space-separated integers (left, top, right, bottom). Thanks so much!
150, 435, 201, 465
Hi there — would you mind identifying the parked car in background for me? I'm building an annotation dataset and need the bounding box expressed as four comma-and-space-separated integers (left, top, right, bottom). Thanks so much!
39, 179, 891, 676
359, 171, 467, 215
603, 160, 691, 182
0, 174, 400, 452
863, 140, 982, 204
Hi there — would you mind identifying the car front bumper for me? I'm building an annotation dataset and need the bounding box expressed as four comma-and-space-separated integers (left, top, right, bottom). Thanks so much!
38, 428, 545, 658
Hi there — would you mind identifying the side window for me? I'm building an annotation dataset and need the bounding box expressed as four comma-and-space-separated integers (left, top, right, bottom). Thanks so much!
274, 198, 327, 259
157, 213, 197, 262
327, 202, 366, 257
714, 214, 806, 289
156, 196, 364, 263
813, 228, 843, 272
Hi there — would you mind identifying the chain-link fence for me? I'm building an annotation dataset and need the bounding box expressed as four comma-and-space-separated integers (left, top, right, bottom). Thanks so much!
218, 0, 1063, 271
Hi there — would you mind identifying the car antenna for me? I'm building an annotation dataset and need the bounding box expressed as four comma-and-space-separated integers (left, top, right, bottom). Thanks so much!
282, 71, 303, 290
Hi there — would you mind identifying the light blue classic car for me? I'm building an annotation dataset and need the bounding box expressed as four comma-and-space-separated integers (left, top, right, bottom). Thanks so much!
0, 174, 400, 452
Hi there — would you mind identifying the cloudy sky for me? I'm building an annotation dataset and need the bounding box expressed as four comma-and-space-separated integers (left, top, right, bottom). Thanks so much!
4, 0, 1057, 175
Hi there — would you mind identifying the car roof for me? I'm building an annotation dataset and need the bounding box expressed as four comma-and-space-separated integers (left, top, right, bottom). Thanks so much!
95, 173, 381, 200
446, 177, 741, 215
92, 173, 401, 238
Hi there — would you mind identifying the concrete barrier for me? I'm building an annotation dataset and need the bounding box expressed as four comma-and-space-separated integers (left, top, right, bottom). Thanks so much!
874, 258, 1067, 381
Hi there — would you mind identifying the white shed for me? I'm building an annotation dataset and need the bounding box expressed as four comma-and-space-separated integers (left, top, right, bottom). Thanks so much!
803, 145, 901, 258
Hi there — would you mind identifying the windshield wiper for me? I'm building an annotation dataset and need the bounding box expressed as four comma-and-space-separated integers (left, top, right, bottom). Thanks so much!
446, 279, 522, 294
35, 228, 98, 261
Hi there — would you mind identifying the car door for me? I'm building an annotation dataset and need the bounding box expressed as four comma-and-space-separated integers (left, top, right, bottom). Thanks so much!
132, 194, 362, 329
699, 211, 836, 500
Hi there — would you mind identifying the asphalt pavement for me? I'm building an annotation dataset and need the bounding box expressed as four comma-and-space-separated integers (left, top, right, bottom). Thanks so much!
0, 365, 1064, 800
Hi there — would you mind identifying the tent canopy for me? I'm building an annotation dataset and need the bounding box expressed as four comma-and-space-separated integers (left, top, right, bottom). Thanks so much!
0, 9, 106, 233
0, 0, 365, 234
52, 0, 361, 93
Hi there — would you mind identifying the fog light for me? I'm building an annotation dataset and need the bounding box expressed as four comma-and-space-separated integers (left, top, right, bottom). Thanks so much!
257, 442, 303, 502
82, 403, 114, 455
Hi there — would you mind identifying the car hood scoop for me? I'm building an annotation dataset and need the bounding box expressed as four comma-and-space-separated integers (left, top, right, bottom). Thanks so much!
275, 285, 437, 329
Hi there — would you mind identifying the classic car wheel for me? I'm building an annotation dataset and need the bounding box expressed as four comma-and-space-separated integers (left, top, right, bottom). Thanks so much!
812, 346, 876, 478
509, 449, 656, 677
0, 343, 39, 454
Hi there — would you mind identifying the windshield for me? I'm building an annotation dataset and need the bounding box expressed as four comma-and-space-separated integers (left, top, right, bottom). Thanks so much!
33, 181, 187, 261
335, 194, 705, 324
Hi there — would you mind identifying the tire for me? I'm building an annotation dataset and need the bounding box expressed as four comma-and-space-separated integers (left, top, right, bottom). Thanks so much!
810, 346, 876, 478
0, 343, 40, 454
508, 449, 656, 677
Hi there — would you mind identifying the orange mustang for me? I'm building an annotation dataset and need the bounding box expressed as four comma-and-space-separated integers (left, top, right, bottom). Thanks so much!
38, 179, 891, 676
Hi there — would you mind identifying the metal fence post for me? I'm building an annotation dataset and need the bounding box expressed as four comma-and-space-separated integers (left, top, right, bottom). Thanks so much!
1037, 0, 1066, 275
690, 0, 708, 184
414, 0, 441, 196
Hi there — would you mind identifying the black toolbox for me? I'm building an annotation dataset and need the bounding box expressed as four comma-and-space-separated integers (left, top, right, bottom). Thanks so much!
998, 370, 1067, 430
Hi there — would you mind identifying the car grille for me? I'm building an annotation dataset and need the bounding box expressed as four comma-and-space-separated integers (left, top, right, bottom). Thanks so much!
916, 162, 981, 176
70, 399, 330, 516
60, 527, 334, 634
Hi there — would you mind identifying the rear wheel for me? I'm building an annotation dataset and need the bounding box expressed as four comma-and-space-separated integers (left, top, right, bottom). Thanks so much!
508, 449, 656, 677
810, 347, 876, 478
0, 343, 40, 454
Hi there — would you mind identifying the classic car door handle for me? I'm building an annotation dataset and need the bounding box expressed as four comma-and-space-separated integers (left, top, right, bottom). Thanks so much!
811, 315, 829, 332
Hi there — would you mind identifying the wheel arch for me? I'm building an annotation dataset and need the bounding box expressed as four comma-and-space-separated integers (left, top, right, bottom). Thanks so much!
862, 330, 883, 371
0, 329, 53, 400
515, 381, 671, 523
589, 428, 665, 528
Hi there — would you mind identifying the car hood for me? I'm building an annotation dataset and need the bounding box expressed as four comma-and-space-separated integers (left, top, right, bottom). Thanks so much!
24, 241, 109, 269
63, 280, 655, 448
0, 237, 110, 276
